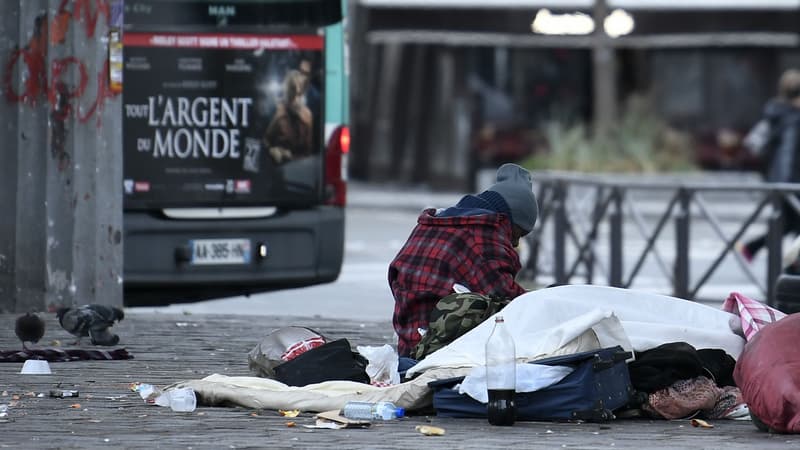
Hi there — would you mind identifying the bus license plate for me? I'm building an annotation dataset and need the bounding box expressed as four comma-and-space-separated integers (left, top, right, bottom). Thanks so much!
190, 239, 251, 265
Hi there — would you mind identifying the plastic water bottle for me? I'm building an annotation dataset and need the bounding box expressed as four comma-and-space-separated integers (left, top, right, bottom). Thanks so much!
485, 315, 516, 426
155, 388, 197, 412
341, 401, 405, 421
135, 383, 161, 402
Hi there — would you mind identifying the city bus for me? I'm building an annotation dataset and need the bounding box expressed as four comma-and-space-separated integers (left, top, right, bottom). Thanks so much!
121, 0, 349, 305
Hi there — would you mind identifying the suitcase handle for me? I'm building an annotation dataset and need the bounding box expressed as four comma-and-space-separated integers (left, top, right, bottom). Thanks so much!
592, 351, 632, 371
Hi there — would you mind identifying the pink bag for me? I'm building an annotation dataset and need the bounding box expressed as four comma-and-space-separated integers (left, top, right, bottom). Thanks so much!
733, 313, 800, 433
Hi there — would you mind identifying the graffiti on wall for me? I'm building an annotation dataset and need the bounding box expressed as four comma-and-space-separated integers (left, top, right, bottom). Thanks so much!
3, 0, 120, 169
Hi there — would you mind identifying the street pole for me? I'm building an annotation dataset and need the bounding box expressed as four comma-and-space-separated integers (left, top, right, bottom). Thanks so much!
592, 0, 618, 137
0, 0, 123, 313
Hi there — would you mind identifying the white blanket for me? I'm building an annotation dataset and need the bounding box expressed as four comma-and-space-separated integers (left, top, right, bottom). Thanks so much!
407, 284, 745, 378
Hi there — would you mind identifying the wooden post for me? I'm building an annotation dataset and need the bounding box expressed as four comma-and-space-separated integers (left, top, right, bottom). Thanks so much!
0, 0, 123, 313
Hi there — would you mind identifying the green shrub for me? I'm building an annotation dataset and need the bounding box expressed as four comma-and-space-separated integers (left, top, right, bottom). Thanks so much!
519, 96, 698, 173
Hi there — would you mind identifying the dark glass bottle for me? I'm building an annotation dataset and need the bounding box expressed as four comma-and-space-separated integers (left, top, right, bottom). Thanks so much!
485, 315, 516, 426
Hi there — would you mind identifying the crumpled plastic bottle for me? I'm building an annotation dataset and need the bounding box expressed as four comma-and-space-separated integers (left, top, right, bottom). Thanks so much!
133, 383, 162, 403
155, 388, 197, 412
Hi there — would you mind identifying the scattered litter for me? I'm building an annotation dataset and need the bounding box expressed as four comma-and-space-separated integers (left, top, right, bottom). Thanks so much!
0, 405, 7, 418
1, 391, 6, 396
20, 360, 51, 374
279, 409, 300, 418
342, 401, 404, 420
50, 340, 61, 347
70, 403, 81, 409
303, 419, 344, 430
691, 419, 714, 428
88, 419, 102, 423
286, 421, 296, 427
312, 410, 371, 429
131, 383, 161, 403
155, 388, 196, 412
36, 393, 44, 398
415, 425, 445, 436
357, 345, 401, 386
50, 390, 79, 398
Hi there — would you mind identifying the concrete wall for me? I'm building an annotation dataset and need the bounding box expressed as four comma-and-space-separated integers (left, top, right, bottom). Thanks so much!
0, 0, 123, 313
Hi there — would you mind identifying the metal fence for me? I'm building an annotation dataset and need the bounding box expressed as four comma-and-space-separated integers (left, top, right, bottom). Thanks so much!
523, 172, 800, 305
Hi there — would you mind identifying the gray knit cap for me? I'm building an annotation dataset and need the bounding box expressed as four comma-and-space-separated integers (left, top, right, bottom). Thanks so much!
487, 163, 538, 233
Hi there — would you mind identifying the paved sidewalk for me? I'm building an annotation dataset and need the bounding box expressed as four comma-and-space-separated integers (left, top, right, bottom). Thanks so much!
1, 313, 796, 449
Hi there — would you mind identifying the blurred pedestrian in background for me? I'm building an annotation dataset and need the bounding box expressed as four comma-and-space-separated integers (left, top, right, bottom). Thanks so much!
739, 69, 800, 262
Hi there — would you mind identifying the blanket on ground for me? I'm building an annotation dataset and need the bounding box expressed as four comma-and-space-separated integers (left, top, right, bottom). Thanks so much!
170, 285, 744, 413
0, 348, 133, 362
171, 368, 467, 412
406, 285, 745, 378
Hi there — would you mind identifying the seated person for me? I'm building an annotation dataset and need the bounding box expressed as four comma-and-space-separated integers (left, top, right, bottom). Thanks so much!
389, 163, 539, 357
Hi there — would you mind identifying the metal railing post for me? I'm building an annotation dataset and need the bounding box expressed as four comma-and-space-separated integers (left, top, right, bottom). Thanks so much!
554, 180, 568, 284
766, 191, 784, 306
524, 182, 549, 280
674, 188, 691, 299
584, 186, 605, 284
609, 187, 623, 287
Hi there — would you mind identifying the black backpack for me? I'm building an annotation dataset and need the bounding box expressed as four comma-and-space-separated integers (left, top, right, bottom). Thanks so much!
273, 338, 370, 387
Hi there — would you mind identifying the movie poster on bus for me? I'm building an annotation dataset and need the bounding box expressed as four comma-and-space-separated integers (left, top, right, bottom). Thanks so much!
122, 32, 324, 209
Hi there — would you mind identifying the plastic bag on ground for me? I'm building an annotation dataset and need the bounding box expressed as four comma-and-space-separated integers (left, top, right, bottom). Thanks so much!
357, 345, 400, 387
